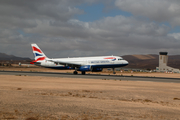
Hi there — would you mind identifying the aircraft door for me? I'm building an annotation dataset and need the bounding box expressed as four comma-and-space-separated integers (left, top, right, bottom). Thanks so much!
88, 60, 91, 64
84, 60, 89, 65
112, 57, 117, 64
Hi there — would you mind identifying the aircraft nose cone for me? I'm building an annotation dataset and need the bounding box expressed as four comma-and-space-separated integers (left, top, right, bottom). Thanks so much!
125, 60, 129, 65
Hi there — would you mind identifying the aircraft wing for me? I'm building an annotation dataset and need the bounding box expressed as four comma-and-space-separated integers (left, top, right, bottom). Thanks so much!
49, 60, 82, 68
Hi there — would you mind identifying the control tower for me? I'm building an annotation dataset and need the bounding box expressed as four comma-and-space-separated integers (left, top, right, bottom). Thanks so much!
159, 52, 168, 69
156, 52, 180, 73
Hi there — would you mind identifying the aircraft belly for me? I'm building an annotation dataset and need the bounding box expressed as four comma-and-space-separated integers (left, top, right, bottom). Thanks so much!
91, 64, 128, 68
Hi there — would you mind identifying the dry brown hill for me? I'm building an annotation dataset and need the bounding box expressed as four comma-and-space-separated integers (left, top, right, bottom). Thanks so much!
0, 53, 31, 61
0, 52, 180, 70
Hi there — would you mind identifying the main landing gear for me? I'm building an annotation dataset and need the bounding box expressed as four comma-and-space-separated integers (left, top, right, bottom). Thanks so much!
73, 71, 86, 75
73, 71, 78, 74
73, 67, 78, 75
82, 71, 86, 75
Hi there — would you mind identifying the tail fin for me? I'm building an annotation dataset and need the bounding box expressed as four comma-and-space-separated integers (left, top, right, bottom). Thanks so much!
30, 43, 47, 64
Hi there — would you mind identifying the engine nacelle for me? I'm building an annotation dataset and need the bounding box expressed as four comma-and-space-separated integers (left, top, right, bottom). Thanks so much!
78, 65, 91, 71
78, 65, 103, 72
91, 68, 103, 72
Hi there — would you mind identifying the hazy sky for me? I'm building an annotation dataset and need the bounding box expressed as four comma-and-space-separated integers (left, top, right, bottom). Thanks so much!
1, 0, 180, 58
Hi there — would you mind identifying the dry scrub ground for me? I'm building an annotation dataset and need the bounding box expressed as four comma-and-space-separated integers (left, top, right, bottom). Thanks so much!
0, 75, 180, 120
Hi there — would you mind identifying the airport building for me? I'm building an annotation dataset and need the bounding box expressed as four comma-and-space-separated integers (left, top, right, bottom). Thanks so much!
156, 52, 180, 73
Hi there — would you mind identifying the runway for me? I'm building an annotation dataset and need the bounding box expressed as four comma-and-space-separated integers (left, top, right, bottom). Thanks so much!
0, 70, 180, 83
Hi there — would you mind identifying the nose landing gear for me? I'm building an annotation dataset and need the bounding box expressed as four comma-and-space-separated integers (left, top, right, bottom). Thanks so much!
113, 68, 116, 74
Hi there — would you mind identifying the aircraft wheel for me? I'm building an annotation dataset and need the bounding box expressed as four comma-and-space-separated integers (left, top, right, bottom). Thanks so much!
82, 71, 86, 75
112, 68, 116, 74
73, 71, 78, 74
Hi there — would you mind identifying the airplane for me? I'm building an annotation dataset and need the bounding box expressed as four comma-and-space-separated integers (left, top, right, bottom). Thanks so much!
30, 43, 129, 75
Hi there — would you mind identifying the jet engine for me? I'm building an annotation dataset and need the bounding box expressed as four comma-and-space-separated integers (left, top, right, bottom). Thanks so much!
78, 65, 91, 71
77, 65, 102, 72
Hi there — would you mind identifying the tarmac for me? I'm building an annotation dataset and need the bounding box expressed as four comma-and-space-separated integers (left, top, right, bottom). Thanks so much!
0, 70, 180, 83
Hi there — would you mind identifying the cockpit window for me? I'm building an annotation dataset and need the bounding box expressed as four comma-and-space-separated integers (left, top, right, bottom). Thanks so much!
118, 58, 123, 60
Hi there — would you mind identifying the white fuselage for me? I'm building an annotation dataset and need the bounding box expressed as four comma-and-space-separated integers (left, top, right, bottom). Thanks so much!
40, 56, 128, 69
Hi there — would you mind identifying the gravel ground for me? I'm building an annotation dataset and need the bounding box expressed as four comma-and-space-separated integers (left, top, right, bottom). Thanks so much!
0, 75, 180, 120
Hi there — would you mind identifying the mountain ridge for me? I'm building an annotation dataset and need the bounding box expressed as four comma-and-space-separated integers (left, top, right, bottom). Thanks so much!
0, 53, 31, 60
0, 52, 180, 70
